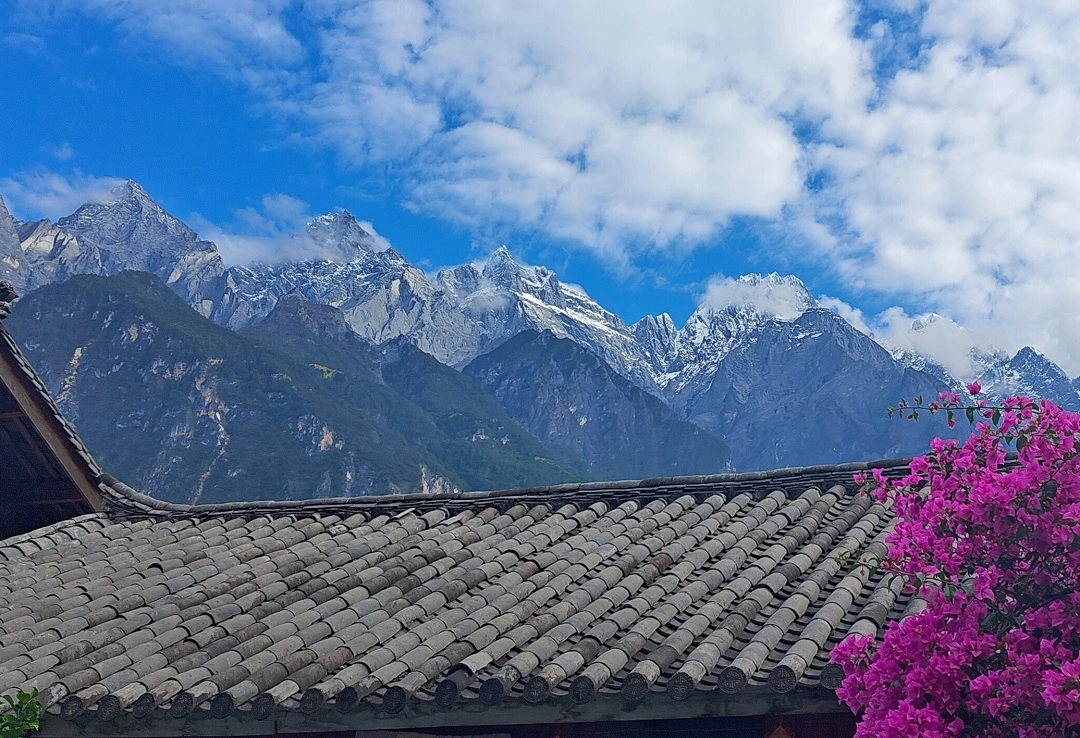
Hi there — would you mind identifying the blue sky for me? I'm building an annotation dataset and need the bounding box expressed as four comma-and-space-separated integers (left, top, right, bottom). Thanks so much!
3, 1, 1080, 376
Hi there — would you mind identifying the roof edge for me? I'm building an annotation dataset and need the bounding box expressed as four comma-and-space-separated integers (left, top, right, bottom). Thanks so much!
101, 457, 911, 518
0, 320, 104, 515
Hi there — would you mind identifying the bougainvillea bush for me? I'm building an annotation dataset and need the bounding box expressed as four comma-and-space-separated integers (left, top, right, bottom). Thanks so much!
833, 386, 1080, 738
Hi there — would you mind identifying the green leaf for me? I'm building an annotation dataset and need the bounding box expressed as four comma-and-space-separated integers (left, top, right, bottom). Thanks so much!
1016, 434, 1028, 452
992, 408, 1002, 425
966, 407, 975, 424
0, 689, 41, 738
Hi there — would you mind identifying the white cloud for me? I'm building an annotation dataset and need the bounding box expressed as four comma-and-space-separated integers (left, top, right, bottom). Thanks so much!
34, 0, 869, 258
190, 194, 315, 265
51, 142, 75, 161
818, 295, 873, 336
191, 194, 391, 265
809, 0, 1080, 375
335, 0, 869, 256
0, 169, 124, 220
356, 220, 391, 252
700, 274, 815, 321
20, 0, 1080, 374
873, 308, 981, 380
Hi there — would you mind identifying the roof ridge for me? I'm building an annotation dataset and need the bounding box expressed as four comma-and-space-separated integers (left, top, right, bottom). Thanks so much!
100, 458, 912, 519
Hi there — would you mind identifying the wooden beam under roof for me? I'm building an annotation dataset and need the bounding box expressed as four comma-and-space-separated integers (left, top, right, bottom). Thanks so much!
0, 327, 104, 524
0, 478, 86, 506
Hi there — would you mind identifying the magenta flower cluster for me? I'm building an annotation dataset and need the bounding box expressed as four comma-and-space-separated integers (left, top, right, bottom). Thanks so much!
835, 389, 1080, 737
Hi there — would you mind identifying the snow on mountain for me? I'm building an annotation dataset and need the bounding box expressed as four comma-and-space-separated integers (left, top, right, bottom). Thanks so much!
630, 313, 677, 373
467, 247, 656, 386
647, 274, 818, 406
213, 243, 657, 385
886, 313, 1080, 409
6, 178, 1079, 470
214, 247, 486, 365
304, 210, 382, 261
975, 346, 1080, 411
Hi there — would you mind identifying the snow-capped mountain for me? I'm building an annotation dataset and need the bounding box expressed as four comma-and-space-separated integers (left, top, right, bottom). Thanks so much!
681, 307, 952, 469
215, 242, 657, 386
303, 210, 382, 261
886, 313, 1080, 411
5, 179, 1078, 475
0, 181, 226, 313
647, 274, 817, 408
974, 346, 1080, 411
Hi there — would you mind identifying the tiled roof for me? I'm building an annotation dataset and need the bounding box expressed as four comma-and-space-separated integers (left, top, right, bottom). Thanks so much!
0, 461, 917, 733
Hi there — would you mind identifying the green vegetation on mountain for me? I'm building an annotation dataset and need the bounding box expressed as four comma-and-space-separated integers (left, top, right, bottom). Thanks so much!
7, 272, 586, 503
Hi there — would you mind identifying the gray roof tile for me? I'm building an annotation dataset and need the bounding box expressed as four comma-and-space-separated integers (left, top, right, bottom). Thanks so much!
0, 461, 920, 726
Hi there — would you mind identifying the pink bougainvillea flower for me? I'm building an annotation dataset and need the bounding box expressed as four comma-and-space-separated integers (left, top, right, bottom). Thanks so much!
836, 395, 1080, 738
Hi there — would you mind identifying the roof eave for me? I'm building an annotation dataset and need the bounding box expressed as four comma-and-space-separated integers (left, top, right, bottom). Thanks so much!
36, 686, 849, 736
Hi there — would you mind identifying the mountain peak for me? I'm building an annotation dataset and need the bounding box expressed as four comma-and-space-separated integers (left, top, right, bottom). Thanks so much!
58, 180, 200, 248
114, 179, 152, 202
1013, 345, 1047, 361
696, 272, 815, 322
485, 245, 517, 269
309, 209, 356, 227
910, 312, 961, 333
304, 210, 378, 261
481, 246, 526, 285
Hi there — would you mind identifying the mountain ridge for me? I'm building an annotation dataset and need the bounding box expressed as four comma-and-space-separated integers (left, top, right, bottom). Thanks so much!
3, 180, 1076, 481
6, 271, 592, 501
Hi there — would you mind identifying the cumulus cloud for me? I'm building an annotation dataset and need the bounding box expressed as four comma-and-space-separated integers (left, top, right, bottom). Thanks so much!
700, 274, 815, 321
18, 0, 1080, 373
327, 0, 869, 256
809, 1, 1080, 374
191, 194, 391, 265
0, 168, 124, 220
818, 295, 873, 336
29, 0, 869, 257
874, 309, 983, 380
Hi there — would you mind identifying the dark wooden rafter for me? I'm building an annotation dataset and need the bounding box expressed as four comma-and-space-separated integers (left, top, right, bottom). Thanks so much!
10, 415, 62, 475
0, 324, 103, 518
0, 479, 85, 506
0, 420, 45, 479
